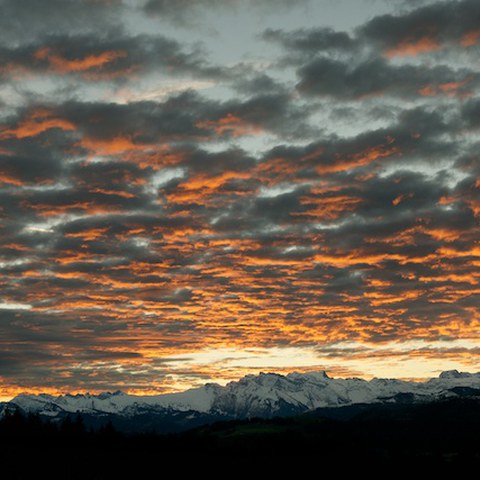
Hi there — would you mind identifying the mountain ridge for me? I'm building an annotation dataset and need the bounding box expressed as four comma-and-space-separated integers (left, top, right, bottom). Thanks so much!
4, 369, 480, 427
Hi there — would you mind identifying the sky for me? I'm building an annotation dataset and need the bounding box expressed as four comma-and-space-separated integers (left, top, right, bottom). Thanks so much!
0, 0, 479, 400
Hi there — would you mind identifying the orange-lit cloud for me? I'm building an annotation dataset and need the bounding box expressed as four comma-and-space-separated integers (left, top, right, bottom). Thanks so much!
418, 78, 472, 97
295, 194, 362, 220
79, 136, 150, 156
316, 141, 399, 174
0, 173, 25, 186
166, 170, 251, 205
0, 109, 75, 139
461, 30, 480, 47
34, 47, 127, 73
196, 113, 263, 137
385, 36, 440, 58
392, 192, 414, 206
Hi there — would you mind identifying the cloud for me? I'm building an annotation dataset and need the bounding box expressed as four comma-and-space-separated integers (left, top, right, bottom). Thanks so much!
0, 0, 478, 396
264, 1, 480, 100
0, 89, 308, 164
361, 0, 480, 55
0, 0, 124, 43
462, 98, 480, 128
263, 27, 355, 55
0, 32, 225, 85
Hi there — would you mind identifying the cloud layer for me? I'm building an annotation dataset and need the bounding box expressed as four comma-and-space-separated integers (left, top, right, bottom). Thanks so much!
0, 0, 479, 397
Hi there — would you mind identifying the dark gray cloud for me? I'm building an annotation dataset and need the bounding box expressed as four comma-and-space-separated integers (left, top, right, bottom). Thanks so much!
462, 98, 480, 128
263, 27, 355, 55
0, 153, 64, 184
0, 89, 308, 148
296, 57, 472, 98
264, 0, 479, 100
0, 0, 478, 395
0, 31, 224, 84
0, 0, 124, 43
265, 0, 480, 59
361, 0, 480, 51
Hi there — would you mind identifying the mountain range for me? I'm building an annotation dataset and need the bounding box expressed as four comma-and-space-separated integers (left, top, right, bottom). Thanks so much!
3, 370, 480, 432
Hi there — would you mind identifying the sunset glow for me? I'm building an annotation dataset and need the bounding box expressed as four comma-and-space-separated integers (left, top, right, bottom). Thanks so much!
0, 0, 479, 400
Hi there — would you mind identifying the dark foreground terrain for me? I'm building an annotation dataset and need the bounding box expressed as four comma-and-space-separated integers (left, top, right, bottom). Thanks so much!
1, 397, 480, 477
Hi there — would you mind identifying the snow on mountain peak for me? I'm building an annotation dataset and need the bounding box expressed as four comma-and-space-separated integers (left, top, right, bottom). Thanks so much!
8, 370, 480, 420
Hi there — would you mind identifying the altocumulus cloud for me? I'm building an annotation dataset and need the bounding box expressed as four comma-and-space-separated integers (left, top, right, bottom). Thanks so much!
0, 0, 478, 397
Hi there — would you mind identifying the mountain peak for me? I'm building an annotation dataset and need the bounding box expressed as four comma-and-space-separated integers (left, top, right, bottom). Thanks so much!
97, 391, 125, 400
287, 370, 331, 381
7, 370, 480, 431
439, 370, 470, 379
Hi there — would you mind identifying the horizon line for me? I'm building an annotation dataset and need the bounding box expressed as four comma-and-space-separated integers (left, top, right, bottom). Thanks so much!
2, 368, 477, 403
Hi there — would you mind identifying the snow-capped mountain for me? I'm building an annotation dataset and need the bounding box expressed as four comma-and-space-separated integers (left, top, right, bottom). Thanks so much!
6, 370, 480, 426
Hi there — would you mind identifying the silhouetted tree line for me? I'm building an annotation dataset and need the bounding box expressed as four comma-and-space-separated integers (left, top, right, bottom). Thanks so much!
0, 408, 119, 441
1, 398, 480, 477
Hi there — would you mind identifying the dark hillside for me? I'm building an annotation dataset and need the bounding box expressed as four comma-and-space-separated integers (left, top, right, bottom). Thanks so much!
1, 397, 480, 477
